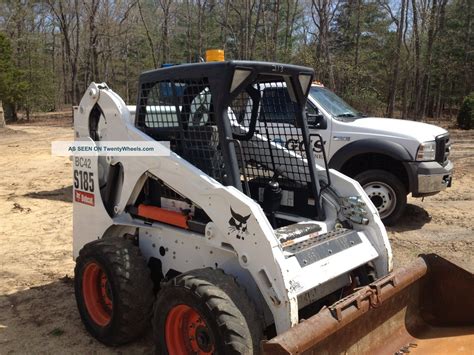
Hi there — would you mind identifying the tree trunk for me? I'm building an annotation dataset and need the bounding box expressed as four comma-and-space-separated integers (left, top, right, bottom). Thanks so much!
0, 101, 5, 128
71, 0, 80, 104
420, 0, 438, 119
312, 0, 336, 89
61, 36, 68, 104
47, 0, 81, 104
51, 24, 58, 110
197, 0, 204, 58
271, 1, 280, 61
160, 0, 171, 63
249, 0, 264, 59
354, 0, 361, 70
386, 0, 406, 118
411, 0, 421, 120
220, 0, 230, 52
262, 4, 270, 60
462, 0, 472, 96
402, 76, 409, 119
185, 0, 193, 62
86, 0, 99, 84
283, 0, 299, 61
138, 0, 157, 68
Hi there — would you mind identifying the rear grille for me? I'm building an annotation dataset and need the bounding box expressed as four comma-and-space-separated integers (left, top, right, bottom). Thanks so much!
435, 133, 450, 165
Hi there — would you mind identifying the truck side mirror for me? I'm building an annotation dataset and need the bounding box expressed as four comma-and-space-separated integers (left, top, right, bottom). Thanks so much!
307, 113, 327, 129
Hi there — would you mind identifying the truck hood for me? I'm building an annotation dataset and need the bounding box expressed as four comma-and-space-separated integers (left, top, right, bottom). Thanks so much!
347, 117, 447, 142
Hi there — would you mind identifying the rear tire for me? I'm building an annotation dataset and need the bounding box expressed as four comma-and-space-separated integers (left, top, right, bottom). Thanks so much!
74, 237, 154, 346
355, 169, 407, 226
153, 268, 263, 354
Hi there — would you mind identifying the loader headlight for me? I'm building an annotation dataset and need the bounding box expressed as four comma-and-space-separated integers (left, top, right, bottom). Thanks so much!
416, 141, 436, 161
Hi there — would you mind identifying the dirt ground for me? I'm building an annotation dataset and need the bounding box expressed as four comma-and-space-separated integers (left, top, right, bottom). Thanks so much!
0, 119, 473, 354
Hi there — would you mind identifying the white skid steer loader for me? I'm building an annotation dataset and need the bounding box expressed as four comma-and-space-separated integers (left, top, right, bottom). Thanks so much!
73, 61, 473, 354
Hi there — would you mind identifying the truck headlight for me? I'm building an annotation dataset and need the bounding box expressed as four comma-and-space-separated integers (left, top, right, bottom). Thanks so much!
416, 141, 436, 161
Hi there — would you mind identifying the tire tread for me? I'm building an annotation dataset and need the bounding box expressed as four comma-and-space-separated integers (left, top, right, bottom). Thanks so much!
75, 237, 154, 346
154, 268, 263, 354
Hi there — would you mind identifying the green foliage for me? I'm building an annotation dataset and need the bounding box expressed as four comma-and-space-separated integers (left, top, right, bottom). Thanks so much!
18, 33, 57, 112
457, 93, 474, 130
0, 32, 27, 108
326, 0, 393, 115
344, 89, 386, 117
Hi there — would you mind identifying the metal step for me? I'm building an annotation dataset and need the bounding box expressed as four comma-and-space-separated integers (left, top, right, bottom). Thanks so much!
286, 228, 362, 267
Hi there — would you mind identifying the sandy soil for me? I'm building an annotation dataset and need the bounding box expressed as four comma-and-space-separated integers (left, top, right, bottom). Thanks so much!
0, 119, 472, 354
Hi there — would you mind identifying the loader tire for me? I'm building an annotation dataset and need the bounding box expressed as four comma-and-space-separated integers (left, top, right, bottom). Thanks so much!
153, 268, 263, 354
74, 237, 154, 346
355, 169, 407, 226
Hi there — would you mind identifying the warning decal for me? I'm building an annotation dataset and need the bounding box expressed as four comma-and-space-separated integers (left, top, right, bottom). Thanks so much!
75, 190, 95, 206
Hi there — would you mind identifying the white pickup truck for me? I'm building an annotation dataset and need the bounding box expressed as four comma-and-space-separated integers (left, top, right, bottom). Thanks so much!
259, 83, 453, 225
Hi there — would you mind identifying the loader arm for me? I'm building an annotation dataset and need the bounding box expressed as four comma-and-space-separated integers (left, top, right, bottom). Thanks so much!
74, 82, 300, 332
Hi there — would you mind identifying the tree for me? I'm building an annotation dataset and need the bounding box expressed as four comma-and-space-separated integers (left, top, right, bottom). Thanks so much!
0, 32, 27, 121
0, 101, 4, 128
47, 0, 81, 104
311, 0, 339, 90
381, 0, 407, 117
457, 92, 474, 129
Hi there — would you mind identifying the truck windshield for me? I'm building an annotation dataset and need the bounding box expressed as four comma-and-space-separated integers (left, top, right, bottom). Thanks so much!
309, 87, 363, 119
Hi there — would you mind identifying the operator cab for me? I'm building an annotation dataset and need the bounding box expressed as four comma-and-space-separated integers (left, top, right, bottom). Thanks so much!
134, 61, 326, 228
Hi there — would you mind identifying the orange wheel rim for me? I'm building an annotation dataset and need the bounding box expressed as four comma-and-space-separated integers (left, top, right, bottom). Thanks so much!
165, 304, 214, 354
82, 262, 113, 327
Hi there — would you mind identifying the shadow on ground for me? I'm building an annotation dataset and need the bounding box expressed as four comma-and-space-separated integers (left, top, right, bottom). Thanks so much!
24, 185, 73, 203
0, 277, 153, 353
387, 204, 432, 232
0, 126, 28, 136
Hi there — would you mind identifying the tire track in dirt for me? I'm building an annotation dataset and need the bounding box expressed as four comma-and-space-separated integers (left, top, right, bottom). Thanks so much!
388, 129, 474, 271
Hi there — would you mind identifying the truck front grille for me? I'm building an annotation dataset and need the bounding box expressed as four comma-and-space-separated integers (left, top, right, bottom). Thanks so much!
435, 133, 450, 165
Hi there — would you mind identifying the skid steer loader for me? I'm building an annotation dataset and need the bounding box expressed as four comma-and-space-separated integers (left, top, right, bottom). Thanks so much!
72, 61, 473, 354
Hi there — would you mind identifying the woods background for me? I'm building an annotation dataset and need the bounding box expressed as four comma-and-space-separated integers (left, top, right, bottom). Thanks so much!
0, 0, 472, 122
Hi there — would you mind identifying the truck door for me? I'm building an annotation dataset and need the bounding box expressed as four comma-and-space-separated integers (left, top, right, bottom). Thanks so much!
259, 86, 331, 168
259, 86, 301, 155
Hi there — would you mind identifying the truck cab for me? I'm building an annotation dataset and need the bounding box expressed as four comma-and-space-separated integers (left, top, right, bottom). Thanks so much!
261, 83, 453, 225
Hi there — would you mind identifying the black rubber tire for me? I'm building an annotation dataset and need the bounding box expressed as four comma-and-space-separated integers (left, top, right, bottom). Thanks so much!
74, 237, 154, 346
153, 268, 263, 354
354, 169, 407, 226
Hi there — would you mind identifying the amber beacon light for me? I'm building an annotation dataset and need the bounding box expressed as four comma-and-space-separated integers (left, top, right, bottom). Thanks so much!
205, 49, 225, 62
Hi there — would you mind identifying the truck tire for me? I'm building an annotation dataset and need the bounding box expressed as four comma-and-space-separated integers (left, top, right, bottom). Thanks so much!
354, 169, 407, 226
74, 237, 154, 346
153, 268, 263, 354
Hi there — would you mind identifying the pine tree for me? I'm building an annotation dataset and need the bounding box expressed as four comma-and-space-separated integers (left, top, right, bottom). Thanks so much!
0, 32, 27, 121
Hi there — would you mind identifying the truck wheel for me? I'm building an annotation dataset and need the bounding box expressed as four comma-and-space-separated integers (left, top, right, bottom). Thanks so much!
355, 169, 407, 226
153, 268, 263, 354
74, 237, 154, 346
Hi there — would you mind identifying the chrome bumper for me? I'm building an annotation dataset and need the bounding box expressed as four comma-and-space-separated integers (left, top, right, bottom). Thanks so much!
417, 165, 453, 193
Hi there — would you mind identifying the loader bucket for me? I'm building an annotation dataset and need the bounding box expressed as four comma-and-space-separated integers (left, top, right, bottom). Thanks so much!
263, 254, 474, 354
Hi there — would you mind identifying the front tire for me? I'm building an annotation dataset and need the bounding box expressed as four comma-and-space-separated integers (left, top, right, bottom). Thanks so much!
74, 237, 154, 346
153, 268, 263, 354
355, 169, 407, 226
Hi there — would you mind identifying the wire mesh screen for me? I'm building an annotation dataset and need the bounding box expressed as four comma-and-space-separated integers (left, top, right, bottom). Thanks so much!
137, 79, 226, 182
229, 81, 313, 196
138, 81, 179, 128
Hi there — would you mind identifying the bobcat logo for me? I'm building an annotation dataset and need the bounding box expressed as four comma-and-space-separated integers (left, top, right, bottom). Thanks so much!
228, 207, 250, 240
